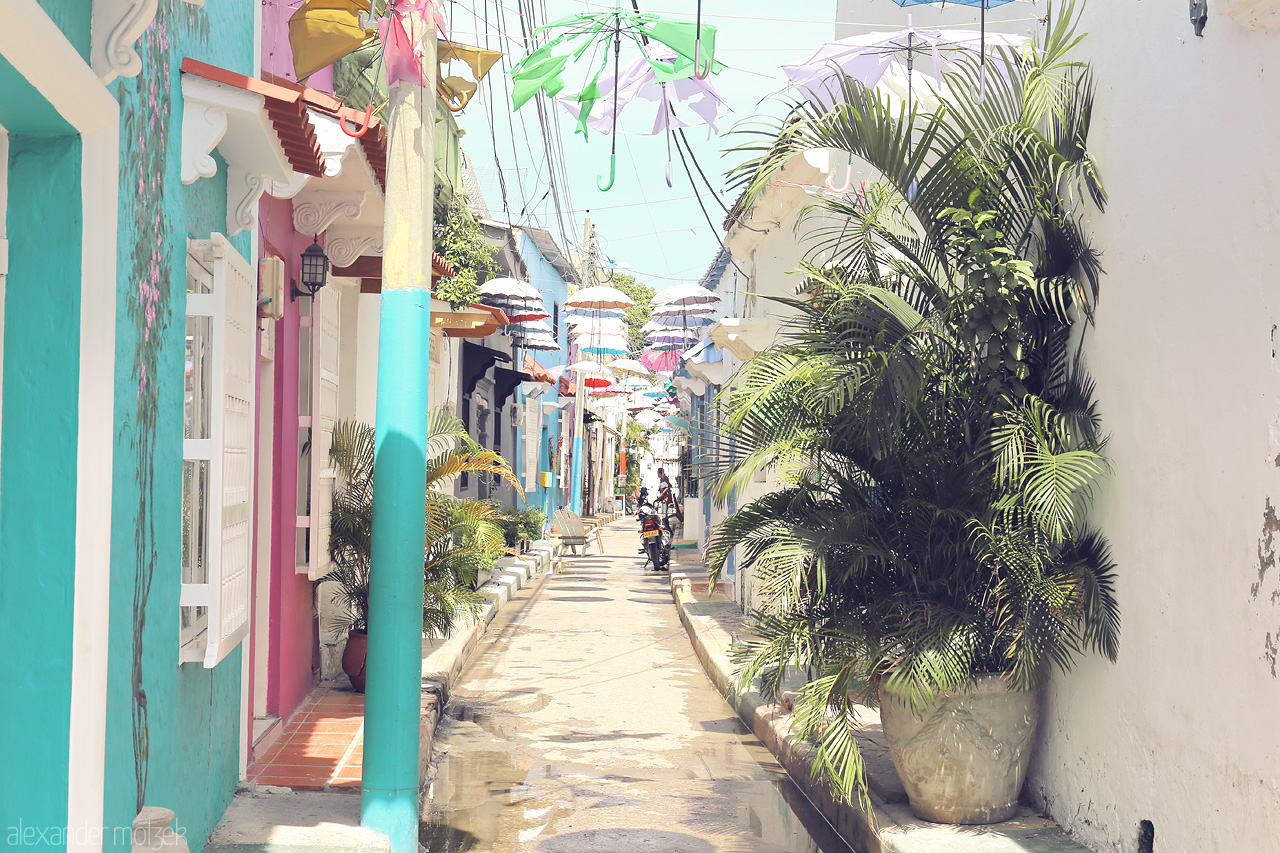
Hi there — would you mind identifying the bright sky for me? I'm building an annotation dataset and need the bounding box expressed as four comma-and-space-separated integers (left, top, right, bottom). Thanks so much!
445, 0, 835, 290
444, 0, 1044, 290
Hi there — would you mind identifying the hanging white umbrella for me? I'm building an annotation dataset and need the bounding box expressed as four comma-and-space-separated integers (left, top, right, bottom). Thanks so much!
646, 338, 700, 351
565, 286, 635, 310
514, 335, 562, 352
517, 319, 554, 334
607, 358, 651, 377
567, 361, 612, 376
647, 326, 702, 340
652, 283, 720, 308
577, 337, 630, 356
576, 329, 631, 344
781, 24, 1030, 109
567, 360, 614, 388
480, 276, 541, 300
486, 291, 543, 305
651, 311, 718, 328
647, 335, 700, 349
643, 319, 712, 333
568, 318, 629, 337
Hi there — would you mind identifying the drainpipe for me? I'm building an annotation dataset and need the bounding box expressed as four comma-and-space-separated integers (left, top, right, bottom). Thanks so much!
363, 24, 434, 852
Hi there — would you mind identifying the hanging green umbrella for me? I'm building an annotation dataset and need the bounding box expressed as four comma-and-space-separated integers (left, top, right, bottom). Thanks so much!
508, 5, 723, 190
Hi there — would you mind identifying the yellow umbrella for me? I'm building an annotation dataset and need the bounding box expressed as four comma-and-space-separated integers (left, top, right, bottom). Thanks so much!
437, 39, 503, 112
289, 0, 377, 83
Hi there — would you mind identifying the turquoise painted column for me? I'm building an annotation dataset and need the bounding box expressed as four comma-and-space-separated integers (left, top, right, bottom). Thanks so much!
569, 406, 584, 515
363, 47, 434, 850
364, 288, 428, 849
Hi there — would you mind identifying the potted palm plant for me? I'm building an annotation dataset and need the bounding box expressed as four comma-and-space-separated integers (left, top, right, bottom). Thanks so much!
326, 410, 522, 691
707, 2, 1117, 824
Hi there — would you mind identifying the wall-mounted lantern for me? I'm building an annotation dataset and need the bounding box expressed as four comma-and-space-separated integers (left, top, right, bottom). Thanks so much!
294, 235, 330, 300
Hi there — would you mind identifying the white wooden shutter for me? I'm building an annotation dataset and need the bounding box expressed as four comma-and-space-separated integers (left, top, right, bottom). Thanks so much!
306, 285, 340, 580
523, 399, 540, 492
184, 234, 255, 668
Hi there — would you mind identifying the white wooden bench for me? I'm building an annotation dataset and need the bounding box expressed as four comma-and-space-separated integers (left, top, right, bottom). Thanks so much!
553, 509, 603, 555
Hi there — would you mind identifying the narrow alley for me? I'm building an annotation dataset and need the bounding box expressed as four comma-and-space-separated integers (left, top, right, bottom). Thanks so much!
421, 522, 851, 853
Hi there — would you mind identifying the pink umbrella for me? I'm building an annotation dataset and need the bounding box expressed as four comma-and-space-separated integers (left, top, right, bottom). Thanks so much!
640, 349, 682, 372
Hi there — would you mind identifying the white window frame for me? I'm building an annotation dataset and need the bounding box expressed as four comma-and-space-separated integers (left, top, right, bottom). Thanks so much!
523, 398, 540, 492
180, 234, 256, 667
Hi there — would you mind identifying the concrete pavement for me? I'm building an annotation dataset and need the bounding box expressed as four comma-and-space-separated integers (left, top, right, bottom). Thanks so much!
422, 519, 851, 853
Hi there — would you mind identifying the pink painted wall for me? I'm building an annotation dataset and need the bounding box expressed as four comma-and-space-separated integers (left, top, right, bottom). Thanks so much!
261, 195, 321, 721
262, 2, 336, 88
254, 3, 338, 724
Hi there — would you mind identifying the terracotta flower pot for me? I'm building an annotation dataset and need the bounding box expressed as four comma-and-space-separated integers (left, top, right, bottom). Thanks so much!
341, 629, 368, 693
880, 674, 1039, 824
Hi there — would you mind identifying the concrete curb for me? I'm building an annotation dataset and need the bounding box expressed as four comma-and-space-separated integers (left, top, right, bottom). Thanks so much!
668, 572, 1094, 853
423, 546, 559, 708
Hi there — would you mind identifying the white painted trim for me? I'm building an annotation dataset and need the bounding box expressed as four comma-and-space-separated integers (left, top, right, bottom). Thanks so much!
0, 4, 119, 134
68, 117, 119, 853
6, 8, 127, 849
0, 6, 122, 851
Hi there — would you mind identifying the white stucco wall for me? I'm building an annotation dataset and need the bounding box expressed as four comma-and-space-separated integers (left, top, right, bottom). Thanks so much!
1020, 5, 1280, 851
827, 4, 1280, 848
718, 153, 837, 610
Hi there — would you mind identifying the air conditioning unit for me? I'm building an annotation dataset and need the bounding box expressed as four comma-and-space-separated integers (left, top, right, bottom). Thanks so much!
259, 256, 286, 320
512, 406, 526, 427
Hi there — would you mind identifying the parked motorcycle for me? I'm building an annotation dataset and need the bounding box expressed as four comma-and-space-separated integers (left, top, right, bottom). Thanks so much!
636, 501, 673, 572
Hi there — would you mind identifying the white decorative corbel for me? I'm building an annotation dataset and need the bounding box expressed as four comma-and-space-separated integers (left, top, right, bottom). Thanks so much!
308, 112, 360, 177
325, 226, 384, 268
293, 190, 367, 236
266, 172, 312, 200
92, 0, 159, 84
180, 79, 229, 185
307, 111, 384, 194
227, 167, 267, 237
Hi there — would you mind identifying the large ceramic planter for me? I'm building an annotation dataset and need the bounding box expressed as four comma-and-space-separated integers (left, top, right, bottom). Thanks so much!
880, 674, 1039, 824
342, 629, 368, 693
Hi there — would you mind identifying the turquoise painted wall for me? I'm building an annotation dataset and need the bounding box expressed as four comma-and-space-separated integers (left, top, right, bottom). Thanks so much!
101, 3, 253, 851
36, 0, 90, 62
0, 133, 83, 845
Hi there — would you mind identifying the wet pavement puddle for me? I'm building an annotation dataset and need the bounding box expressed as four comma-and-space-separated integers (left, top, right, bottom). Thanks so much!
422, 691, 855, 853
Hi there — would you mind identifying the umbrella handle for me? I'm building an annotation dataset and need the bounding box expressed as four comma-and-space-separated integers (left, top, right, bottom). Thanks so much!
598, 153, 617, 191
692, 0, 712, 79
692, 40, 713, 80
968, 63, 987, 104
826, 165, 853, 194
340, 103, 375, 138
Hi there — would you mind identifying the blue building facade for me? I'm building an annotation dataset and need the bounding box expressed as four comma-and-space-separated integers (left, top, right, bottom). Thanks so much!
516, 226, 576, 524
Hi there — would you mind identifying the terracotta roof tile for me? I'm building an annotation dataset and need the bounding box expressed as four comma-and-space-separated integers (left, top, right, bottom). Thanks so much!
181, 58, 325, 177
